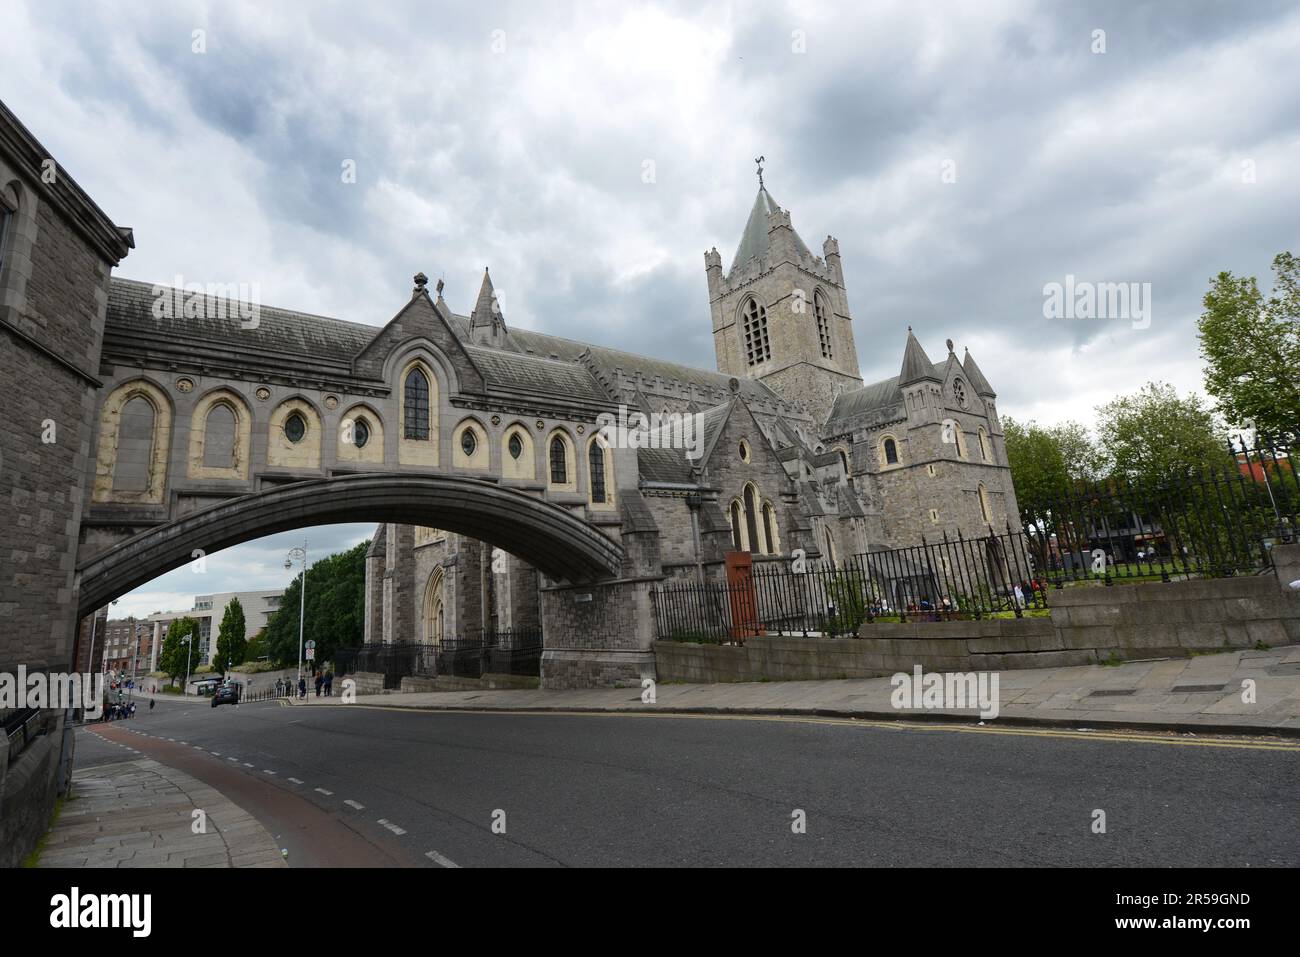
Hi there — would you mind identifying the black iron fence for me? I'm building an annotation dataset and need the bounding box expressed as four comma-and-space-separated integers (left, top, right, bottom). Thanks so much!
334, 627, 544, 687
653, 436, 1300, 642
653, 527, 1044, 644
1023, 434, 1299, 585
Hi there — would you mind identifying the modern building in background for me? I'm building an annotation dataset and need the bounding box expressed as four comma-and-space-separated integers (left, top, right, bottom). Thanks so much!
143, 589, 285, 667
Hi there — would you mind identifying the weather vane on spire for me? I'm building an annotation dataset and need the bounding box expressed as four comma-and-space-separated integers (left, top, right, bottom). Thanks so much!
755, 155, 765, 188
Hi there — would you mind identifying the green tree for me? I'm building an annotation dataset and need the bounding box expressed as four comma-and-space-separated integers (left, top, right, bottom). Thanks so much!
266, 541, 368, 668
1003, 417, 1102, 518
1198, 251, 1300, 439
1094, 382, 1227, 486
212, 596, 247, 676
244, 628, 269, 661
159, 616, 201, 688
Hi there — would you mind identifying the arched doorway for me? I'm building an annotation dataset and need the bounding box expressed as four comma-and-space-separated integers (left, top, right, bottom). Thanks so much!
423, 568, 446, 646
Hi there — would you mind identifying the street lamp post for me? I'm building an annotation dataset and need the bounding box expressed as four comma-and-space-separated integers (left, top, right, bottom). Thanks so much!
286, 540, 309, 689
181, 634, 193, 695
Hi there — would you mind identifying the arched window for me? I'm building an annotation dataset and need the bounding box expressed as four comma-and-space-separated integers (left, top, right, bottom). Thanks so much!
954, 426, 967, 459
882, 436, 899, 466
743, 484, 762, 553
403, 368, 430, 440
814, 291, 833, 359
589, 441, 607, 504
837, 448, 850, 476
113, 396, 156, 493
978, 427, 990, 462
353, 417, 371, 449
762, 501, 778, 554
203, 403, 238, 469
549, 435, 569, 485
742, 298, 770, 367
978, 483, 992, 524
730, 501, 743, 551
508, 433, 523, 459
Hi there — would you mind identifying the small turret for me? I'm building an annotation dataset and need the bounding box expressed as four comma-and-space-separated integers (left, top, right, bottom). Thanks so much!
469, 267, 507, 348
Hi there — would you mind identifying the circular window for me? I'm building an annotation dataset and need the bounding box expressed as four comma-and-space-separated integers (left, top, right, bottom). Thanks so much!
353, 418, 370, 449
508, 433, 523, 460
285, 412, 306, 443
460, 428, 478, 457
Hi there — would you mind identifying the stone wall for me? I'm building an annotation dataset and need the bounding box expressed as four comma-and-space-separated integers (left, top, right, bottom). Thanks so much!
656, 569, 1300, 683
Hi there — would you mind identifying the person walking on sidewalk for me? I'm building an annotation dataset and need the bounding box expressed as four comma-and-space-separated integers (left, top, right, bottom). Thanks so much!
323, 670, 333, 697
298, 676, 307, 699
314, 672, 323, 697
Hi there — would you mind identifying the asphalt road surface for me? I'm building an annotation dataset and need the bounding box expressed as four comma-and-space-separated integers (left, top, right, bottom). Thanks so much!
82, 699, 1300, 867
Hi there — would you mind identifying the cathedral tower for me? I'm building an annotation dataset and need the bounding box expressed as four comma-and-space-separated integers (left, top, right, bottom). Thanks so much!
706, 167, 862, 424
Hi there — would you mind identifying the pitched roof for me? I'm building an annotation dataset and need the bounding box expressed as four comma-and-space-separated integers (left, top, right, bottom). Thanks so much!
899, 328, 940, 385
962, 348, 996, 398
106, 278, 381, 368
728, 186, 813, 275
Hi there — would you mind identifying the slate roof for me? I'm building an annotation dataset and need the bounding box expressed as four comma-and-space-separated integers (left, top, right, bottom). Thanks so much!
899, 328, 939, 385
464, 345, 611, 403
962, 349, 996, 398
107, 278, 380, 366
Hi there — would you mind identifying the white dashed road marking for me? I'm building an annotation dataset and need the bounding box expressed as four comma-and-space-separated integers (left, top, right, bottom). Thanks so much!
314, 788, 334, 796
287, 777, 304, 785
377, 819, 407, 836
262, 769, 276, 775
425, 850, 460, 869
343, 800, 365, 810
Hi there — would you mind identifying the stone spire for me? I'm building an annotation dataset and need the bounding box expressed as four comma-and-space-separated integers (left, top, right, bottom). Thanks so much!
728, 182, 812, 276
899, 327, 940, 385
962, 347, 996, 398
469, 267, 506, 348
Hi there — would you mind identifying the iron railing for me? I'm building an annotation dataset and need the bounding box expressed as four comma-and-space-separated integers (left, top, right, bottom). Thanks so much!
1023, 434, 1299, 585
652, 527, 1044, 644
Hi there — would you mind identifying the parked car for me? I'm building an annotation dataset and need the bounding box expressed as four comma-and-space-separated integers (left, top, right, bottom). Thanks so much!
210, 683, 240, 708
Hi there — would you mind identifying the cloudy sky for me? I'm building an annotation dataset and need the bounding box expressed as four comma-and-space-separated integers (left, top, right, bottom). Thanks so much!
7, 0, 1298, 615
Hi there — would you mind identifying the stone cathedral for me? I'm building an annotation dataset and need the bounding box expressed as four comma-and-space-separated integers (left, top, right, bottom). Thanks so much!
365, 177, 1021, 670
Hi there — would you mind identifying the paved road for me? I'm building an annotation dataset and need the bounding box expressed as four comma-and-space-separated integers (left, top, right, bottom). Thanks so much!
85, 700, 1300, 867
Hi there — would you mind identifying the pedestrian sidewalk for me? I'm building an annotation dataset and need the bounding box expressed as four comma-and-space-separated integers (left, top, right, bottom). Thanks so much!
35, 755, 286, 868
301, 644, 1300, 736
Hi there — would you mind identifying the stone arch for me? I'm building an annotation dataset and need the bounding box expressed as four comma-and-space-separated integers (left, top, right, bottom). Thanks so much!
833, 443, 852, 476
187, 387, 252, 481
978, 482, 993, 525
452, 416, 490, 470
76, 474, 624, 616
547, 428, 576, 492
501, 421, 535, 480
398, 356, 439, 467
267, 395, 323, 470
93, 378, 173, 504
977, 426, 990, 463
586, 433, 616, 509
337, 402, 385, 465
423, 566, 446, 645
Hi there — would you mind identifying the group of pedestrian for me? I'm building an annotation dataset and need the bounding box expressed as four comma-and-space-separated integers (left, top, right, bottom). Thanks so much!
100, 699, 137, 721
273, 672, 334, 698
